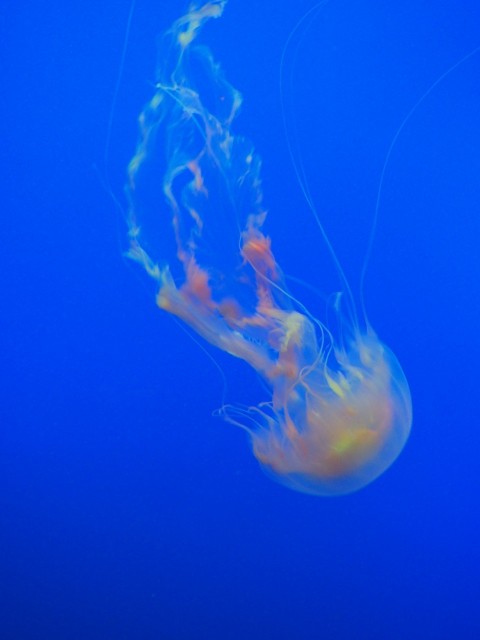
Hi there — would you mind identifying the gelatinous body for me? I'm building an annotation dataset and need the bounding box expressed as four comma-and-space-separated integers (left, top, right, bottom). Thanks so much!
126, 0, 412, 495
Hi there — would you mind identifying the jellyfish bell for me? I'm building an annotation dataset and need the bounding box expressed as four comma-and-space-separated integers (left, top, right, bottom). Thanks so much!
269, 339, 409, 495
221, 318, 411, 496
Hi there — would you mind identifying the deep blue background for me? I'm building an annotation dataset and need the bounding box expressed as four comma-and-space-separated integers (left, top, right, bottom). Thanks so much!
2, 1, 480, 639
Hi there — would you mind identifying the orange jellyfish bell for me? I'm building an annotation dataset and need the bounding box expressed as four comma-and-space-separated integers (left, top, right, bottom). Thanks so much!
225, 331, 412, 496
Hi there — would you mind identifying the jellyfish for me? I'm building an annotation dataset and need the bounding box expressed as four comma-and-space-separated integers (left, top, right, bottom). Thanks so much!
126, 0, 412, 495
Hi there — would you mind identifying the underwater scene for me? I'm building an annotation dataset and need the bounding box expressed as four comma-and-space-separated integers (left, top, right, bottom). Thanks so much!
2, 1, 479, 638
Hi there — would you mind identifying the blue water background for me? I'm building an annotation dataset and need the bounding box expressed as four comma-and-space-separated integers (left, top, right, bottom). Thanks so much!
2, 1, 480, 638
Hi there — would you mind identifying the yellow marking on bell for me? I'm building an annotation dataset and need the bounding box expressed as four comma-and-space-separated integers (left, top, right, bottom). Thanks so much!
325, 370, 345, 398
332, 430, 359, 455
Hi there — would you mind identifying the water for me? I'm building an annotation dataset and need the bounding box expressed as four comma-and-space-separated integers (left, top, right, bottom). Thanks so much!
1, 1, 479, 638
